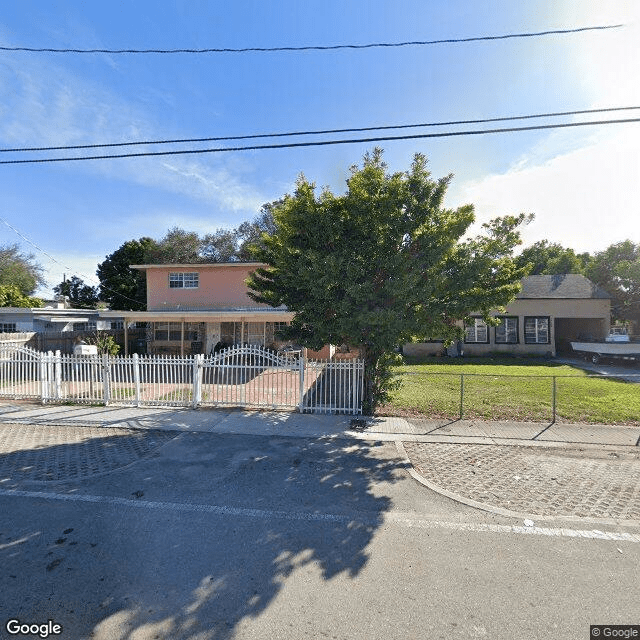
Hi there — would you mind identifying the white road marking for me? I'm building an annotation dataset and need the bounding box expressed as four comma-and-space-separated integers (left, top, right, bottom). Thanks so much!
1, 488, 639, 543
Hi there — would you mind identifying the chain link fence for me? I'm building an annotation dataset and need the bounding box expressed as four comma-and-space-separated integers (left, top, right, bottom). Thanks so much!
393, 370, 640, 425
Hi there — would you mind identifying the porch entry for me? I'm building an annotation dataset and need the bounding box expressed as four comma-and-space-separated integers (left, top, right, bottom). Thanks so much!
145, 320, 291, 356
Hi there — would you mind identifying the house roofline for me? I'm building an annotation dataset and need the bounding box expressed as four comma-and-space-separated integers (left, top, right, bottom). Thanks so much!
99, 310, 294, 322
131, 262, 266, 270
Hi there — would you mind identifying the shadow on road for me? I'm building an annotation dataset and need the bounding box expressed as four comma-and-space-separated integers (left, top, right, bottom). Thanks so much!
0, 426, 406, 639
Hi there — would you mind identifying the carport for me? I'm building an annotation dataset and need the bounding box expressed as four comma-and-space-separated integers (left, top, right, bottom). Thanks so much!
554, 317, 608, 354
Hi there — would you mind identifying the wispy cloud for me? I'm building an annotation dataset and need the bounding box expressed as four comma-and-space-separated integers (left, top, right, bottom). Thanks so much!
448, 123, 640, 253
0, 53, 266, 214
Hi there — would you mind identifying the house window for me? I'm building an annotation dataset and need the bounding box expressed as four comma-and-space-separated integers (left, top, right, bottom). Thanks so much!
110, 321, 124, 330
464, 318, 489, 343
524, 316, 550, 344
154, 322, 169, 341
154, 322, 200, 342
495, 317, 519, 344
0, 323, 16, 333
74, 322, 97, 332
169, 272, 199, 288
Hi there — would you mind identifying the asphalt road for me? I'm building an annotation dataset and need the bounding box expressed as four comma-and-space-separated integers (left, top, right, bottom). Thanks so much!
1, 431, 638, 640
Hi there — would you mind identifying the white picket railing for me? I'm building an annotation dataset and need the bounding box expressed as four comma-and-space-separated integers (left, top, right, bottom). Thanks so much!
0, 345, 364, 414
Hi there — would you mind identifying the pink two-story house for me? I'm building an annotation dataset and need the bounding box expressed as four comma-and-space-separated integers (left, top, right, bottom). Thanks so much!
101, 262, 334, 357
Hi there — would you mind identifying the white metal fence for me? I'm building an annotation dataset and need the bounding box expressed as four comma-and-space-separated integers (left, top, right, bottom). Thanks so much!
0, 344, 364, 414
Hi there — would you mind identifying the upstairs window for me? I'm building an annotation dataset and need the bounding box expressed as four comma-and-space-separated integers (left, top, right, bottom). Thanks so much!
169, 272, 199, 289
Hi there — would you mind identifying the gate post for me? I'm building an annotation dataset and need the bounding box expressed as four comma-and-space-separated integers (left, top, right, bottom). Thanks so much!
102, 354, 111, 405
133, 353, 141, 407
40, 351, 49, 404
298, 352, 306, 412
192, 354, 203, 408
54, 350, 62, 400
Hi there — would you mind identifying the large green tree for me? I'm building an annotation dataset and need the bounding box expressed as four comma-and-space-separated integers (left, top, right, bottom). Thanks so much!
145, 227, 201, 264
53, 276, 99, 309
0, 284, 43, 308
235, 201, 279, 260
0, 244, 45, 296
246, 150, 530, 413
515, 240, 589, 275
97, 238, 157, 310
200, 228, 240, 262
585, 240, 640, 326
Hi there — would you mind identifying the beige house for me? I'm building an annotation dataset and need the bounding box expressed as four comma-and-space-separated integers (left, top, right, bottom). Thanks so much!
404, 274, 611, 358
100, 262, 332, 358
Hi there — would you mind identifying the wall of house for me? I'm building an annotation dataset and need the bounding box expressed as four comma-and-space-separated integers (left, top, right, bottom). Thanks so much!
405, 297, 610, 358
145, 264, 269, 311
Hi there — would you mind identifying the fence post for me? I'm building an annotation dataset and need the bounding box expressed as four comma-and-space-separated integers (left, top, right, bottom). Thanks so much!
40, 351, 49, 404
102, 354, 111, 405
551, 376, 557, 423
54, 350, 62, 400
192, 354, 203, 408
459, 373, 464, 419
298, 352, 306, 412
133, 353, 141, 407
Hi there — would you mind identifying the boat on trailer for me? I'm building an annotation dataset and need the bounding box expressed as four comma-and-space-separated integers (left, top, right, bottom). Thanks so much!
571, 326, 640, 364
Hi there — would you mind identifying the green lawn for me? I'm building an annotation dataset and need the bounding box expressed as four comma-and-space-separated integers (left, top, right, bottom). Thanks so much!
380, 357, 640, 425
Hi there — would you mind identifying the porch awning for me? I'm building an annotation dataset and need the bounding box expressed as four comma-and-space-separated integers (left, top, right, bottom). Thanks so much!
38, 317, 90, 323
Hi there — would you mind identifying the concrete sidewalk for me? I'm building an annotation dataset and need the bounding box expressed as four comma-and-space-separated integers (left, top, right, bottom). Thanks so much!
0, 401, 638, 447
1, 402, 639, 524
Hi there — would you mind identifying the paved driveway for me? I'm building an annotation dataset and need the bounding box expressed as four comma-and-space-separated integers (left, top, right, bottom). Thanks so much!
554, 356, 640, 382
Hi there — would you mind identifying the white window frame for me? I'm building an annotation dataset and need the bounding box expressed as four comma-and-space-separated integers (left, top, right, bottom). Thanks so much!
169, 272, 199, 289
495, 316, 519, 344
464, 318, 489, 343
74, 322, 97, 332
524, 316, 550, 344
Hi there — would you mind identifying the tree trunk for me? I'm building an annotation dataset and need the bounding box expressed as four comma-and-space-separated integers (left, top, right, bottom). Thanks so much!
361, 346, 383, 415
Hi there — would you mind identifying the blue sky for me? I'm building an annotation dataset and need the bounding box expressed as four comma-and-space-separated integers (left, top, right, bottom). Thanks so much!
0, 0, 638, 297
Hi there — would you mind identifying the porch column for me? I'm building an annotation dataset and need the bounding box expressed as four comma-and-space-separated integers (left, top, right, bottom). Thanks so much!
181, 320, 185, 357
124, 318, 129, 356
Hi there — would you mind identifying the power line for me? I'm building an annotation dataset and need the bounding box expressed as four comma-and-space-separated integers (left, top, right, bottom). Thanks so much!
0, 24, 623, 55
0, 217, 142, 305
2, 106, 638, 154
1, 117, 638, 165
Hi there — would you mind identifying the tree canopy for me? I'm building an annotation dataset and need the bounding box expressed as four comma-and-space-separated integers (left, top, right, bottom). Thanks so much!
53, 276, 99, 309
144, 227, 200, 264
0, 284, 43, 308
515, 240, 588, 275
585, 240, 640, 325
0, 244, 45, 296
246, 149, 530, 412
96, 237, 156, 311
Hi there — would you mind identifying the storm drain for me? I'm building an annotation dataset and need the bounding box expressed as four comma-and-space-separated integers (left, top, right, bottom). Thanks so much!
0, 423, 178, 482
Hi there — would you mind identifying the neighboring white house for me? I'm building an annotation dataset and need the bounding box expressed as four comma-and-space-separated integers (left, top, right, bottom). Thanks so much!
0, 298, 114, 333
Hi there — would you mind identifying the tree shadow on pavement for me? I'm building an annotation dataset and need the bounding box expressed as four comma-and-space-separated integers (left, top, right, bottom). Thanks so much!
0, 427, 406, 639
